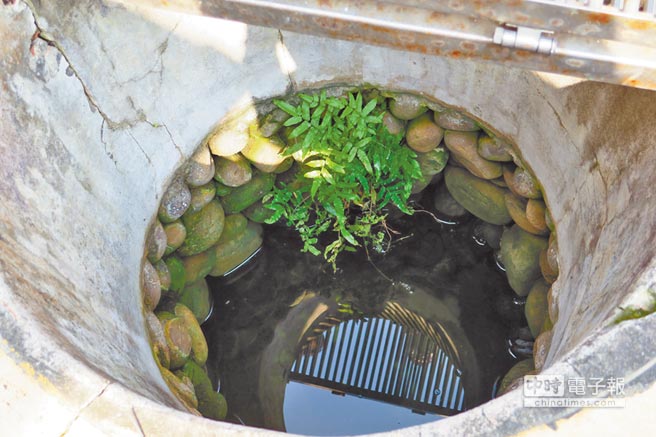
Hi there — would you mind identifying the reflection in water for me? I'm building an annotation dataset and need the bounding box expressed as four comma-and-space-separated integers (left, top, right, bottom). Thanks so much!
204, 187, 521, 434
290, 306, 464, 416
283, 381, 440, 436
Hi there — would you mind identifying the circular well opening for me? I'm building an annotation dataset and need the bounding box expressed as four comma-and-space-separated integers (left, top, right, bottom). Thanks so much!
142, 86, 559, 434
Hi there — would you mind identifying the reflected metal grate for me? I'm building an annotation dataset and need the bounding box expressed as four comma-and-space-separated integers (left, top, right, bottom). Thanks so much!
289, 312, 465, 416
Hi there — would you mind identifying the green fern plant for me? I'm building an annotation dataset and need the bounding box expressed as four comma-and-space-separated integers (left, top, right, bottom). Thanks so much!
263, 90, 422, 269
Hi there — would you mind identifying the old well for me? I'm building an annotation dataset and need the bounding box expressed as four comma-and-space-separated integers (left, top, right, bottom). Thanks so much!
1, 1, 655, 436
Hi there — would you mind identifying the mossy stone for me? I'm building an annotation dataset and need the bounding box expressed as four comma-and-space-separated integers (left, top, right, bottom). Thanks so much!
210, 222, 263, 276
185, 145, 215, 188
146, 220, 167, 263
502, 163, 516, 189
175, 303, 208, 366
498, 359, 534, 395
477, 134, 513, 162
505, 192, 546, 236
158, 177, 191, 223
188, 181, 217, 213
490, 177, 507, 188
388, 94, 428, 120
181, 247, 217, 284
164, 256, 186, 295
510, 167, 542, 199
146, 311, 170, 369
382, 111, 405, 135
434, 109, 479, 131
208, 128, 248, 157
217, 213, 249, 244
539, 248, 558, 284
274, 157, 294, 174
179, 278, 212, 324
244, 200, 274, 223
433, 181, 468, 220
160, 366, 199, 410
547, 286, 559, 322
533, 329, 553, 372
473, 221, 504, 250
181, 361, 228, 420
163, 221, 186, 255
444, 130, 502, 180
214, 154, 252, 187
220, 171, 275, 214
257, 108, 290, 138
406, 113, 443, 153
417, 147, 449, 177
178, 199, 225, 257
444, 166, 512, 225
547, 233, 559, 274
541, 313, 553, 334
411, 173, 434, 194
500, 225, 548, 297
241, 134, 286, 173
545, 208, 555, 232
411, 148, 447, 193
156, 311, 176, 323
526, 199, 548, 234
214, 182, 233, 197
142, 261, 161, 311
525, 279, 549, 338
154, 259, 171, 291
162, 317, 192, 369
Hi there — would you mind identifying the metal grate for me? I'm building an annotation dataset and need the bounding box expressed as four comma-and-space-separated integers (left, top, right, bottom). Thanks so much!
289, 308, 465, 416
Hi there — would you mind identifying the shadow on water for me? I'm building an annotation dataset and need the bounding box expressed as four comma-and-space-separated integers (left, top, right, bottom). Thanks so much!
204, 186, 522, 435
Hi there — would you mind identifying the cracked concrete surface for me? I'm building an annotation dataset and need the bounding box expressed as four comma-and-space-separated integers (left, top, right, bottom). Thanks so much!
1, 0, 655, 435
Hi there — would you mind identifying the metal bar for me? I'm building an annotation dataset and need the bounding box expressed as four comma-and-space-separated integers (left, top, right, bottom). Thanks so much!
346, 320, 365, 385
450, 376, 461, 409
332, 320, 350, 382
340, 320, 358, 384
421, 345, 440, 403
395, 329, 417, 397
431, 351, 448, 406
457, 386, 465, 411
325, 322, 341, 381
289, 372, 459, 416
388, 329, 409, 396
299, 346, 309, 375
413, 335, 433, 401
351, 318, 373, 387
426, 349, 441, 405
123, 0, 656, 90
361, 318, 382, 389
315, 330, 330, 378
397, 0, 656, 40
355, 318, 375, 387
381, 322, 403, 394
371, 319, 391, 390
406, 335, 425, 400
442, 364, 455, 408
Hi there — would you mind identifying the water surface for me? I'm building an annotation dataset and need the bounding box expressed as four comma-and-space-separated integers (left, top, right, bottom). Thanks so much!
205, 188, 521, 434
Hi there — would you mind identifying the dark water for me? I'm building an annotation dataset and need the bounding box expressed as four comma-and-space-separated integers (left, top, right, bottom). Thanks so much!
204, 188, 523, 435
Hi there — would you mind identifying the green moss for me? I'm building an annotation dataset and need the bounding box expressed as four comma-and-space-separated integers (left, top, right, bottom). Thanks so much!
614, 291, 656, 324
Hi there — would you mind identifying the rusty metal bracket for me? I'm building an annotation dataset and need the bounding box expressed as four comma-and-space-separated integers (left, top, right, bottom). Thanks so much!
117, 0, 656, 90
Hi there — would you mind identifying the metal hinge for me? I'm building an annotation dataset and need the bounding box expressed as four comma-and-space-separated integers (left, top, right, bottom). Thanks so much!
493, 25, 556, 55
